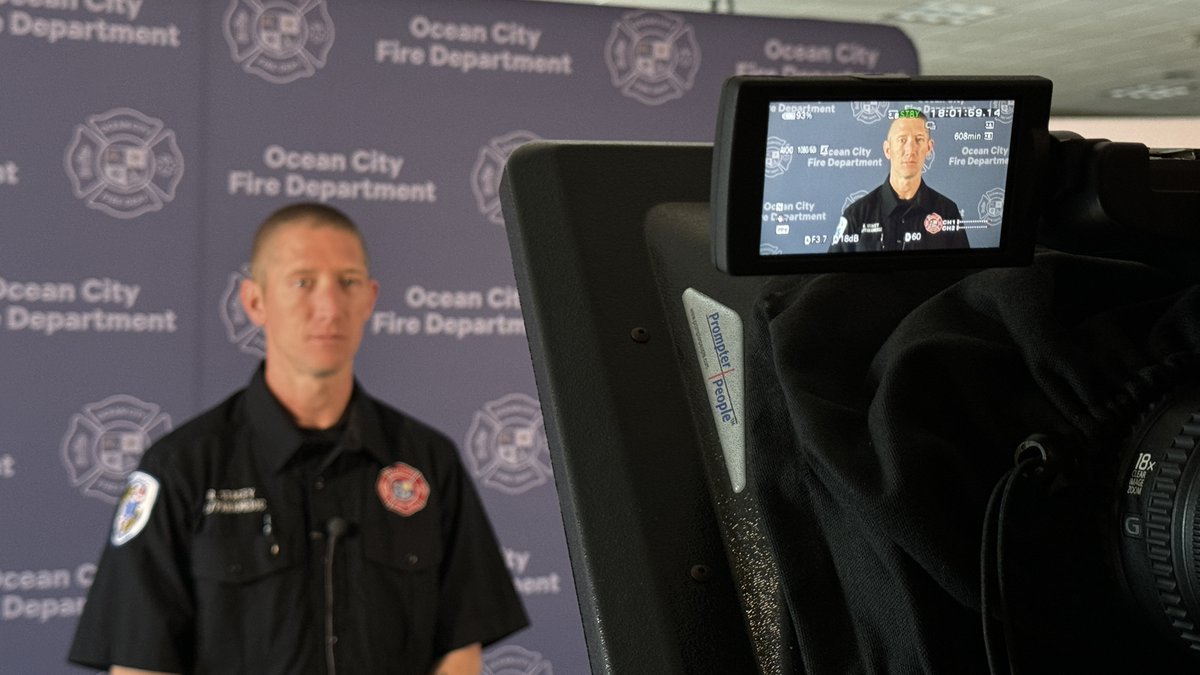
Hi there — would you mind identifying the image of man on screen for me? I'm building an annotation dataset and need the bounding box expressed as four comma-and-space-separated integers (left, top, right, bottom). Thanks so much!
829, 110, 969, 253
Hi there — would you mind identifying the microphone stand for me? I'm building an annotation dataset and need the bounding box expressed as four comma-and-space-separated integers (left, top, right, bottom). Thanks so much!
324, 517, 348, 675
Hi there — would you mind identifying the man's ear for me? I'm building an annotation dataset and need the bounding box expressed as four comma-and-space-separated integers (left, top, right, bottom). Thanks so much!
240, 277, 267, 327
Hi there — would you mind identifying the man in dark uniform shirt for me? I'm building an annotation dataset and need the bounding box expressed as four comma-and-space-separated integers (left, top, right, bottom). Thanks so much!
69, 203, 528, 675
829, 111, 969, 253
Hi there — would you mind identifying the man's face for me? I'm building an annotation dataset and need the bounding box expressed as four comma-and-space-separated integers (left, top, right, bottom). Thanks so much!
883, 117, 933, 182
240, 219, 379, 382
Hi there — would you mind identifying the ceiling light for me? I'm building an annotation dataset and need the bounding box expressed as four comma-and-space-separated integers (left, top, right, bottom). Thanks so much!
885, 2, 1000, 26
1108, 83, 1192, 101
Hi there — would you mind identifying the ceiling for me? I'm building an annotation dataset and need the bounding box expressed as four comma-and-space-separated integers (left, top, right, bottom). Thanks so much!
537, 0, 1200, 116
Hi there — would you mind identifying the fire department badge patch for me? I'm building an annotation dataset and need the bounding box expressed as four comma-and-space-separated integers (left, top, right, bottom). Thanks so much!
377, 462, 429, 516
111, 471, 159, 546
924, 212, 944, 234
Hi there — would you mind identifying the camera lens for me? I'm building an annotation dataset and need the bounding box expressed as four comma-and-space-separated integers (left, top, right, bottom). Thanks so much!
1115, 391, 1200, 661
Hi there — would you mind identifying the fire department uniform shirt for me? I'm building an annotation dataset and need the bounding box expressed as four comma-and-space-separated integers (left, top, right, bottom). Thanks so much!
828, 178, 968, 253
68, 367, 529, 674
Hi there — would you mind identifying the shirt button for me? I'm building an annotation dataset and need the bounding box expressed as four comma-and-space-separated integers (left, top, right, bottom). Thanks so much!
407, 554, 419, 566
314, 477, 325, 491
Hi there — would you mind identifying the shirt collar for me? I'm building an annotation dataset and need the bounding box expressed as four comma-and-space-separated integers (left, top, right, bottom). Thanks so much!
881, 177, 932, 215
244, 364, 392, 473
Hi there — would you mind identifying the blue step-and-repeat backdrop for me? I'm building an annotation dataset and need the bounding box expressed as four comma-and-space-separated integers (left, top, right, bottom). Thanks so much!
0, 1, 916, 672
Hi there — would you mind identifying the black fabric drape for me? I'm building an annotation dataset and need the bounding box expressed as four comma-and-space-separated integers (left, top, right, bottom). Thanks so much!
747, 250, 1200, 674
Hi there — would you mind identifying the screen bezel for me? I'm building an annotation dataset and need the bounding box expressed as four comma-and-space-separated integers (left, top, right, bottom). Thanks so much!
712, 75, 1053, 275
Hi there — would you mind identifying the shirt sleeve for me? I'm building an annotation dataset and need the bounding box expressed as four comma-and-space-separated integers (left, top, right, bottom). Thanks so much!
829, 214, 855, 253
431, 442, 530, 655
68, 451, 196, 672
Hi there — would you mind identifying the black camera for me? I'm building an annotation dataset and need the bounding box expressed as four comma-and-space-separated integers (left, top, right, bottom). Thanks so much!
499, 74, 1200, 674
713, 75, 1200, 672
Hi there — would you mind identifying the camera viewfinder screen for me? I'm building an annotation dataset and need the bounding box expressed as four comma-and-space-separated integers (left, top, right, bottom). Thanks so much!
760, 99, 1016, 257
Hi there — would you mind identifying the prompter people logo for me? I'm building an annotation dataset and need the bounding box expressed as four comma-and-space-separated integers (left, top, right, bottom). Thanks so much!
223, 0, 335, 84
472, 130, 541, 226
61, 395, 173, 503
604, 11, 700, 106
64, 108, 185, 219
465, 393, 552, 495
221, 264, 266, 358
483, 644, 553, 675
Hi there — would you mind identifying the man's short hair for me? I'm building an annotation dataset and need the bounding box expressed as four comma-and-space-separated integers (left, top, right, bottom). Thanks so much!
888, 108, 930, 133
250, 202, 369, 279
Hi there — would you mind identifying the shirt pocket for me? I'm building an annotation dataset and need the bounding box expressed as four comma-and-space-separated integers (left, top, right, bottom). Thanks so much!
188, 516, 307, 674
362, 513, 442, 573
190, 515, 297, 583
361, 511, 444, 659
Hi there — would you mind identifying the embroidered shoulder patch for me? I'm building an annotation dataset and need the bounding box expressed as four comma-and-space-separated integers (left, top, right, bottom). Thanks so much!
112, 471, 160, 546
376, 462, 429, 516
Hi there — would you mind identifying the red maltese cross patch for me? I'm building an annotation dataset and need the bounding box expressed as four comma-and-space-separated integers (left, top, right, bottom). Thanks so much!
376, 462, 430, 516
